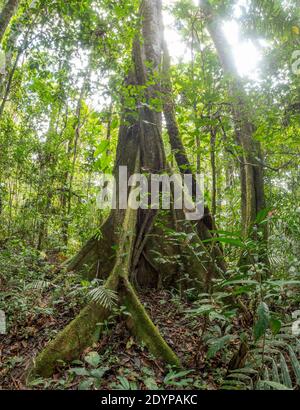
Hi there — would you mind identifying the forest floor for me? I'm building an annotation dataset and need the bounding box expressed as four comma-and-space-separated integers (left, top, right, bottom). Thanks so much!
1, 240, 299, 390
0, 240, 231, 390
0, 286, 219, 390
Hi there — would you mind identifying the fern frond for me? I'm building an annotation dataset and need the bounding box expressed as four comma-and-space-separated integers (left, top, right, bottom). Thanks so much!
89, 286, 118, 309
271, 358, 280, 383
279, 353, 293, 389
257, 380, 292, 390
288, 346, 300, 386
26, 280, 51, 291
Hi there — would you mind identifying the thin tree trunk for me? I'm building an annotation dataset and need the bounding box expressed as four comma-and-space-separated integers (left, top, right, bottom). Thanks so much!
61, 69, 90, 246
36, 106, 61, 250
0, 0, 20, 42
196, 134, 200, 174
106, 101, 113, 156
0, 45, 20, 117
190, 31, 201, 175
162, 42, 226, 274
210, 127, 217, 217
200, 0, 267, 242
0, 15, 34, 118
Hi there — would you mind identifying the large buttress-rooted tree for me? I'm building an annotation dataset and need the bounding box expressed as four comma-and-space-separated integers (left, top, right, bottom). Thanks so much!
199, 0, 267, 242
29, 0, 225, 379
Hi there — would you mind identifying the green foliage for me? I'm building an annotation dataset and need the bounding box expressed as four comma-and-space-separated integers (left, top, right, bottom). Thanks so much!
1, 0, 300, 393
68, 352, 109, 390
207, 335, 236, 359
253, 302, 270, 341
88, 285, 118, 309
163, 369, 194, 387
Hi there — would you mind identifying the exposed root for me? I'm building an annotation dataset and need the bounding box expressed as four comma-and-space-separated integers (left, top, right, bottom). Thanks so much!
28, 304, 110, 379
120, 277, 180, 367
28, 275, 118, 380
28, 170, 180, 380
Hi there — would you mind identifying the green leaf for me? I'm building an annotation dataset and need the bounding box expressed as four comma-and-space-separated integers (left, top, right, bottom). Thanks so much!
28, 378, 46, 387
84, 351, 101, 368
209, 311, 228, 322
271, 358, 280, 383
269, 318, 281, 335
203, 237, 245, 248
259, 380, 292, 390
280, 353, 293, 388
255, 208, 269, 224
94, 140, 110, 157
221, 279, 259, 287
207, 335, 235, 359
254, 302, 270, 342
288, 346, 300, 385
111, 117, 118, 129
90, 367, 109, 379
164, 370, 193, 385
89, 286, 118, 309
69, 367, 89, 376
116, 376, 131, 390
144, 377, 159, 390
267, 280, 300, 287
78, 378, 94, 390
186, 304, 214, 315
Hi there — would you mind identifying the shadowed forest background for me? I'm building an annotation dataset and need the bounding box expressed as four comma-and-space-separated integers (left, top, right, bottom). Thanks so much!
0, 0, 300, 391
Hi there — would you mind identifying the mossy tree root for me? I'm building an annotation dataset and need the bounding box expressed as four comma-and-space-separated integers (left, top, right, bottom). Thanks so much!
120, 277, 180, 367
28, 273, 180, 380
28, 277, 180, 382
28, 276, 118, 380
28, 305, 109, 379
29, 157, 180, 380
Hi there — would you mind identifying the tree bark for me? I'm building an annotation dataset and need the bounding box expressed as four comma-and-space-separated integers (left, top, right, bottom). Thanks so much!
162, 43, 226, 274
0, 44, 20, 118
199, 0, 267, 242
210, 127, 217, 217
61, 68, 90, 246
29, 0, 228, 378
0, 0, 20, 42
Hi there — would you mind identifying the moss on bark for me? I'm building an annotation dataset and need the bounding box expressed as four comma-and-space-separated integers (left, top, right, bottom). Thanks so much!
121, 278, 180, 367
28, 273, 119, 380
28, 303, 111, 379
28, 166, 181, 380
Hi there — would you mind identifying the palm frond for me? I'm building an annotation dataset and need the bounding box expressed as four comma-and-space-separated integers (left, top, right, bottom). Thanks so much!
26, 280, 51, 291
88, 286, 118, 310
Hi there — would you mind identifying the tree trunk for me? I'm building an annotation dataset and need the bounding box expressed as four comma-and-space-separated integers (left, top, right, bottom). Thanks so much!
61, 69, 90, 246
36, 104, 62, 250
0, 44, 20, 118
0, 0, 20, 42
210, 127, 217, 217
162, 42, 226, 274
105, 101, 113, 156
200, 0, 267, 243
29, 0, 225, 379
0, 12, 36, 119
